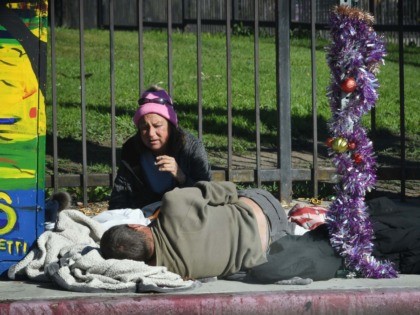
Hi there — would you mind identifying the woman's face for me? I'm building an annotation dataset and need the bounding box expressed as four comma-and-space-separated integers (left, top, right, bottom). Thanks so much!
138, 113, 171, 155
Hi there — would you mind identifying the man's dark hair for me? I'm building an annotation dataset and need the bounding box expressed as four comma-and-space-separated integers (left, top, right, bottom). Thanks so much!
100, 225, 153, 261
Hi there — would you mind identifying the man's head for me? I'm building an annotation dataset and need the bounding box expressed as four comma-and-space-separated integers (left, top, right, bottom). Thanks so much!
100, 224, 154, 262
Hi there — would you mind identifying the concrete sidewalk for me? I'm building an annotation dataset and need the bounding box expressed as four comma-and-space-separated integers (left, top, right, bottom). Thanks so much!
1, 275, 420, 314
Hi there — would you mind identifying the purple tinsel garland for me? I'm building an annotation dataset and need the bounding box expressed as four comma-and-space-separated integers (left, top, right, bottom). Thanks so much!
325, 6, 398, 278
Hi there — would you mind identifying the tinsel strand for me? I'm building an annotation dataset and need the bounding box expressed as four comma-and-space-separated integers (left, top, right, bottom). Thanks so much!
325, 6, 397, 278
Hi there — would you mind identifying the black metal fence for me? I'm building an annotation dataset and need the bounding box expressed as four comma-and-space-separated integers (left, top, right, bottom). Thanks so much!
47, 0, 420, 205
54, 0, 420, 26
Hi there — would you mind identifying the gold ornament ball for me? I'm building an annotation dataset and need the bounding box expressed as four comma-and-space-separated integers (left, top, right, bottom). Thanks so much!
331, 137, 348, 153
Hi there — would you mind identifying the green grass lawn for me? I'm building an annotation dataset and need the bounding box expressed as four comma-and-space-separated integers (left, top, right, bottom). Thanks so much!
46, 28, 420, 177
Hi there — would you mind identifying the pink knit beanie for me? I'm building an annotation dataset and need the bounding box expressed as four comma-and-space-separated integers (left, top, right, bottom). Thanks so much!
133, 89, 178, 127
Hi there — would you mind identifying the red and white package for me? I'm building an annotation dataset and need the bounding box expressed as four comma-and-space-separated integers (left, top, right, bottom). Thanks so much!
288, 203, 329, 230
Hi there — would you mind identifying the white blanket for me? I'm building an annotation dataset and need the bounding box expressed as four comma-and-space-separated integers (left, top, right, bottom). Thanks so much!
91, 208, 151, 231
8, 210, 198, 293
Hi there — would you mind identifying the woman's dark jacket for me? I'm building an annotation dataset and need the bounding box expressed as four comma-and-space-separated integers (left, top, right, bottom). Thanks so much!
108, 129, 211, 210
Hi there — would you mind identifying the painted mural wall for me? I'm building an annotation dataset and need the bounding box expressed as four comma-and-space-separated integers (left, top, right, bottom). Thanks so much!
0, 1, 47, 274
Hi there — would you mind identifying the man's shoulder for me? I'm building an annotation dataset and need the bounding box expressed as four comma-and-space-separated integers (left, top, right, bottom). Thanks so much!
161, 187, 201, 209
158, 188, 194, 221
163, 186, 199, 199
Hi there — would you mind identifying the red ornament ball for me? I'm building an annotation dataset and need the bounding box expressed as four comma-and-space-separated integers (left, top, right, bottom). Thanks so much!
340, 77, 357, 93
352, 153, 363, 164
347, 141, 356, 150
326, 138, 334, 147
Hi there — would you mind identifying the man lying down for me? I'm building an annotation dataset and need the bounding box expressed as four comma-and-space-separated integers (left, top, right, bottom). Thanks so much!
8, 193, 198, 293
100, 181, 420, 284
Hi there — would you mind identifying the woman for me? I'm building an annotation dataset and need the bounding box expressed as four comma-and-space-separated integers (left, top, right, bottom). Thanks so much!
108, 86, 211, 211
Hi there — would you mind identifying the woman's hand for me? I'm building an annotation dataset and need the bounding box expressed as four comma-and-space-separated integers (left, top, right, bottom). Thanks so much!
155, 155, 186, 184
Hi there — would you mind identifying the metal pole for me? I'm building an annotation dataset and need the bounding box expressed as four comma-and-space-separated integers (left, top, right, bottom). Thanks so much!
369, 0, 376, 136
397, 0, 406, 200
275, 0, 292, 205
196, 0, 203, 139
50, 0, 59, 192
79, 0, 88, 205
311, 0, 318, 197
167, 0, 173, 94
138, 0, 144, 94
226, 0, 233, 181
109, 0, 117, 182
254, 0, 261, 188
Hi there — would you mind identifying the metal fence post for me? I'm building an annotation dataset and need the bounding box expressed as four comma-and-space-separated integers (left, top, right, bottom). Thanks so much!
276, 0, 292, 205
310, 0, 318, 198
79, 0, 88, 205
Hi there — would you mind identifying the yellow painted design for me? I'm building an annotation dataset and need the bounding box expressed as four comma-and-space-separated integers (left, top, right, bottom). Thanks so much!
0, 239, 27, 255
6, 3, 48, 43
28, 19, 48, 43
0, 1, 47, 184
0, 192, 17, 235
33, 22, 48, 44
0, 192, 12, 205
0, 43, 46, 142
0, 167, 35, 179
